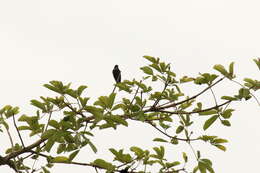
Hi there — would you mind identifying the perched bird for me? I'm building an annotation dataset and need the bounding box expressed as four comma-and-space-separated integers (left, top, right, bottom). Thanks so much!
112, 65, 121, 83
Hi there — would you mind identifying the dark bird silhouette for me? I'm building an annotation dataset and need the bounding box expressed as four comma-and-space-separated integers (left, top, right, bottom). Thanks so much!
112, 65, 121, 83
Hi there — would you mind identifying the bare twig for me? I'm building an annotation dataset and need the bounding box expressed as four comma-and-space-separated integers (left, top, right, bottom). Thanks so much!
12, 114, 25, 148
156, 77, 225, 110
148, 122, 199, 142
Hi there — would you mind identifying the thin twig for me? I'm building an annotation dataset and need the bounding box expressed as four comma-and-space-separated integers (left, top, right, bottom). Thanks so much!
156, 77, 225, 110
12, 114, 25, 147
149, 100, 231, 116
148, 122, 199, 142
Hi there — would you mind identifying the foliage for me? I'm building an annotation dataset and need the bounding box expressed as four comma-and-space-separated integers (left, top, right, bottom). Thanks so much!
0, 56, 259, 173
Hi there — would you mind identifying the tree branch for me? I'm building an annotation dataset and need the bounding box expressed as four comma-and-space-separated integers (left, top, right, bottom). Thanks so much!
155, 77, 225, 110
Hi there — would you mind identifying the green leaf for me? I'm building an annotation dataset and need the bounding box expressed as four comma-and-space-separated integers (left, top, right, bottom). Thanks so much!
199, 110, 217, 116
221, 109, 234, 119
65, 89, 78, 98
176, 126, 184, 134
48, 120, 60, 129
130, 146, 144, 159
108, 115, 128, 126
149, 63, 161, 73
152, 146, 164, 160
213, 64, 228, 76
140, 66, 153, 75
79, 97, 89, 107
221, 96, 237, 101
166, 161, 180, 168
253, 58, 260, 70
42, 167, 50, 173
200, 159, 214, 173
88, 139, 97, 153
153, 138, 168, 143
92, 159, 115, 171
143, 55, 157, 63
214, 144, 226, 151
198, 161, 207, 173
229, 62, 235, 78
77, 85, 87, 96
238, 88, 251, 100
69, 150, 80, 161
17, 126, 31, 131
212, 138, 228, 144
45, 138, 55, 152
31, 100, 46, 111
51, 156, 70, 163
182, 152, 188, 162
171, 137, 179, 145
193, 166, 199, 173
57, 143, 66, 154
180, 76, 194, 83
203, 115, 218, 130
108, 93, 116, 109
221, 120, 231, 126
84, 106, 103, 122
116, 83, 132, 93
42, 129, 57, 139
44, 84, 63, 94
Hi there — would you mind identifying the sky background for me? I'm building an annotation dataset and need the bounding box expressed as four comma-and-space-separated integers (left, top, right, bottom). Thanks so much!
0, 0, 259, 172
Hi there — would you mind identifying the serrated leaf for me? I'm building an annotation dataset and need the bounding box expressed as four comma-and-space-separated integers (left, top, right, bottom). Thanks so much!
203, 115, 218, 130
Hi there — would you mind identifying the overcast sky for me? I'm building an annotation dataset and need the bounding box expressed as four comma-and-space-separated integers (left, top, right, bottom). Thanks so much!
0, 0, 259, 172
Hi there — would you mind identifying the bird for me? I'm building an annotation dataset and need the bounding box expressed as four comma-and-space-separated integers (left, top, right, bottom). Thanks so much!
112, 65, 121, 83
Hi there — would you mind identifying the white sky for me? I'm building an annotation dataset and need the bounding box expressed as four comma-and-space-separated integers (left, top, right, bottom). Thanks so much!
0, 0, 259, 172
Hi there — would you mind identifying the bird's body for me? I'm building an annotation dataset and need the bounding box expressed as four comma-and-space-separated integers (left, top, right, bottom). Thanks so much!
113, 65, 121, 83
